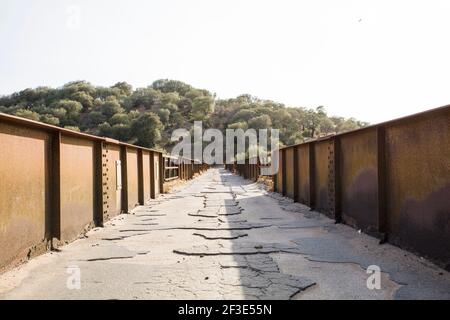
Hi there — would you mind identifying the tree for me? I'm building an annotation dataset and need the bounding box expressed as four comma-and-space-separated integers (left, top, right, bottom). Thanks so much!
86, 111, 107, 127
319, 117, 335, 136
112, 82, 133, 96
70, 91, 94, 110
156, 108, 171, 122
64, 125, 80, 132
304, 107, 327, 138
248, 114, 272, 130
130, 112, 163, 147
231, 109, 256, 122
50, 99, 83, 125
0, 79, 367, 150
161, 92, 180, 105
190, 96, 214, 120
152, 79, 192, 95
228, 121, 248, 130
14, 109, 40, 121
63, 81, 96, 96
101, 96, 123, 118
40, 114, 60, 126
98, 122, 112, 136
109, 113, 130, 126
50, 107, 68, 120
125, 87, 160, 110
338, 118, 361, 133
111, 124, 131, 141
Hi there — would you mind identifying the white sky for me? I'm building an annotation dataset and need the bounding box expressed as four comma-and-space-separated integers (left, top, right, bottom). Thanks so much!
1, 0, 450, 123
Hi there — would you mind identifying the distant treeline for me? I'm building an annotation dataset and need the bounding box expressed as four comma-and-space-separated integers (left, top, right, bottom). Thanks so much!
0, 80, 368, 150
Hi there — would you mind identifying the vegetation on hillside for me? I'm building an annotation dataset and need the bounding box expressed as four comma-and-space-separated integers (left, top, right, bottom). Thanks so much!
0, 80, 368, 151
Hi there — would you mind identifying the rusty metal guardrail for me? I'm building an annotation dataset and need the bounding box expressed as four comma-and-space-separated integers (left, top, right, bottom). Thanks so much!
231, 105, 450, 269
0, 112, 207, 272
163, 155, 180, 181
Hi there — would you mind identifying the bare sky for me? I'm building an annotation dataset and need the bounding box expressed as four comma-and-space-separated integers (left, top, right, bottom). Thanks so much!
1, 0, 450, 123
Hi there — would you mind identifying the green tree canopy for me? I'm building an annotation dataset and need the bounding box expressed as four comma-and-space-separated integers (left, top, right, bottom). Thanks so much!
130, 112, 163, 147
0, 79, 368, 150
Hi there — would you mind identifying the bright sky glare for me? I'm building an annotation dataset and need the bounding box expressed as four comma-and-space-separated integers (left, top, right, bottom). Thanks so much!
1, 0, 450, 123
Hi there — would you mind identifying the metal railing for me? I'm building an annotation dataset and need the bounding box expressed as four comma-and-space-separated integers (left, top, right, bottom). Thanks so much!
163, 155, 179, 181
230, 104, 450, 268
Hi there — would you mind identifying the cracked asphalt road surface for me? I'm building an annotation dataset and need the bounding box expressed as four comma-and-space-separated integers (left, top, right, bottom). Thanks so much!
0, 168, 449, 299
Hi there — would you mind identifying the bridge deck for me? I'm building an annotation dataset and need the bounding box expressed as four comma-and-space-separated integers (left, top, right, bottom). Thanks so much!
0, 168, 449, 299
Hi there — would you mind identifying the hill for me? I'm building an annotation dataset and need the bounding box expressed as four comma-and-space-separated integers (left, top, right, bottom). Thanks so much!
0, 80, 368, 150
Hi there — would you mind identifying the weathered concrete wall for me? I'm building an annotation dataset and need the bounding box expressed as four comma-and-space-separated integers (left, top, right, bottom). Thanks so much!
59, 135, 95, 242
340, 128, 379, 234
0, 123, 50, 269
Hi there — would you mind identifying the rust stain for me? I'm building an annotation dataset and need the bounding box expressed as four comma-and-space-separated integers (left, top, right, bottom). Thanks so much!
60, 135, 95, 242
341, 168, 378, 233
285, 148, 294, 199
396, 185, 450, 268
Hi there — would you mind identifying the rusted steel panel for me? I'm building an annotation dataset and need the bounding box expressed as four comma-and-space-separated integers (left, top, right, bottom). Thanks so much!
59, 135, 95, 242
151, 152, 161, 196
0, 123, 50, 269
339, 128, 379, 234
126, 148, 139, 210
313, 139, 334, 217
285, 148, 295, 199
103, 143, 122, 220
142, 151, 151, 203
385, 110, 450, 266
297, 144, 311, 205
276, 150, 283, 194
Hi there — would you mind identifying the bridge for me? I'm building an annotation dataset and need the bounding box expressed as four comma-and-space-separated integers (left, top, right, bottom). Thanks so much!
0, 106, 449, 299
